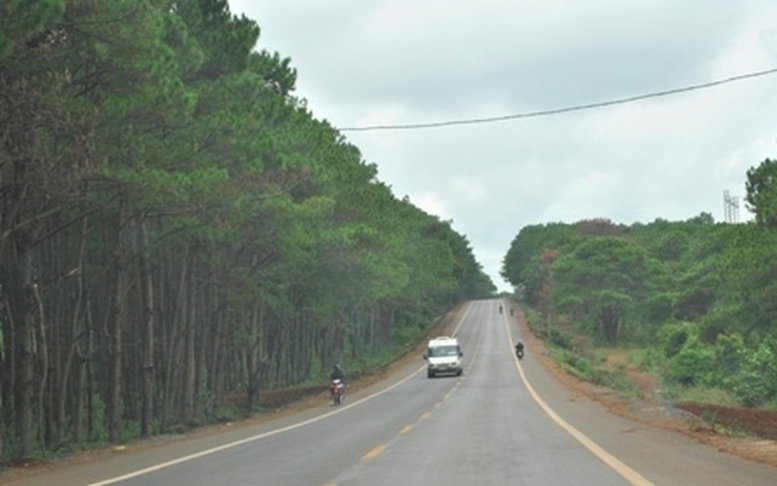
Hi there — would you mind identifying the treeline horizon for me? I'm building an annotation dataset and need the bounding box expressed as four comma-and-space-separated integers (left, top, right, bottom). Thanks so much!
501, 160, 777, 408
0, 1, 495, 459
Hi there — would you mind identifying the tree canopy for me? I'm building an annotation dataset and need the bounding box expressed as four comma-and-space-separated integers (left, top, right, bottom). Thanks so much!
0, 0, 494, 458
501, 201, 777, 406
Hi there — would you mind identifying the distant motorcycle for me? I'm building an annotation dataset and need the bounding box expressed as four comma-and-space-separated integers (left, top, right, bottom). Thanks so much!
330, 379, 345, 406
515, 343, 525, 360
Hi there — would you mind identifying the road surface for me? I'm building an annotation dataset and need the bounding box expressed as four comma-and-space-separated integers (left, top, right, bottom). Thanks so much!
8, 300, 777, 485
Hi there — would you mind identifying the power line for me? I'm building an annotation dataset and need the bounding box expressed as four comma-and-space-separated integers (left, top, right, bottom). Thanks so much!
338, 67, 777, 132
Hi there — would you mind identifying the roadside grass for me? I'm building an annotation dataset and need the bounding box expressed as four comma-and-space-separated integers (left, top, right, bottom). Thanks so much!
523, 307, 777, 400
523, 307, 652, 400
662, 385, 741, 407
547, 346, 642, 399
520, 304, 777, 448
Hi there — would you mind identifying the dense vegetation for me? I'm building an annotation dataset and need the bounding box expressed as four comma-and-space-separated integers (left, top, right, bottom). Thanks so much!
0, 1, 494, 459
502, 160, 777, 409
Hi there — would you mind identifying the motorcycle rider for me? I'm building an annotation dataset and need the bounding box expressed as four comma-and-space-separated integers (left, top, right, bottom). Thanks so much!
330, 364, 345, 400
330, 363, 345, 383
515, 341, 525, 358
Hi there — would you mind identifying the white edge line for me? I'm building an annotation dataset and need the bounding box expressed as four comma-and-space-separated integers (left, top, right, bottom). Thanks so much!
88, 303, 474, 486
501, 303, 654, 486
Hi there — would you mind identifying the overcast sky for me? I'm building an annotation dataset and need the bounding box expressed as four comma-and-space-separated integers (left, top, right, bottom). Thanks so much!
229, 0, 777, 291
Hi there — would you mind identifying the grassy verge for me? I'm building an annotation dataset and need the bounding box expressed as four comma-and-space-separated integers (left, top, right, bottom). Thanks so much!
524, 307, 643, 400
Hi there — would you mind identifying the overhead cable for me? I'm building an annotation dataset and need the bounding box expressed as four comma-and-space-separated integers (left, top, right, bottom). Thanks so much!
338, 67, 777, 132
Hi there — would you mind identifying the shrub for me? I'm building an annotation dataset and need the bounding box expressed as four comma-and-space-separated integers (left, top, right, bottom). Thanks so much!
596, 366, 639, 398
730, 338, 777, 407
706, 333, 746, 390
668, 343, 713, 386
634, 347, 668, 375
658, 322, 695, 358
552, 348, 596, 381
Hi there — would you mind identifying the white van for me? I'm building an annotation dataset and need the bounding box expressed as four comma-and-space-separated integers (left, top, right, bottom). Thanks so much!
424, 336, 463, 378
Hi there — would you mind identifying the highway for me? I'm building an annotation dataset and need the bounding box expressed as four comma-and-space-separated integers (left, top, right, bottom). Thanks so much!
9, 299, 777, 485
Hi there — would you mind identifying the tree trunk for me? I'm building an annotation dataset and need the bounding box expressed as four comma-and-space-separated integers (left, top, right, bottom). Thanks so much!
0, 290, 12, 457
192, 255, 212, 419
107, 202, 128, 443
246, 299, 265, 412
54, 212, 89, 448
3, 233, 36, 457
31, 281, 47, 452
137, 219, 155, 438
182, 261, 196, 423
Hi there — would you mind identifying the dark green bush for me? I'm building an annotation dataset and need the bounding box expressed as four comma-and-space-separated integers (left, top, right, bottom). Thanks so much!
668, 343, 713, 386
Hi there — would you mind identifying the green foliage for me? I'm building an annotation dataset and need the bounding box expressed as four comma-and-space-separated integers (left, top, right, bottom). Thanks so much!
634, 347, 666, 374
503, 208, 777, 407
663, 386, 740, 407
595, 367, 640, 398
550, 236, 661, 343
547, 328, 574, 350
715, 336, 777, 407
668, 342, 713, 386
0, 0, 65, 59
501, 223, 578, 301
0, 0, 496, 459
88, 394, 109, 445
745, 158, 777, 229
551, 347, 597, 381
658, 322, 696, 358
658, 331, 777, 407
549, 345, 638, 397
719, 225, 777, 338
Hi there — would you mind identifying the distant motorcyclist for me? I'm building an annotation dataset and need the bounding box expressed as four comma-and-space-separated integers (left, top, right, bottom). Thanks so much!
329, 364, 345, 404
330, 363, 345, 383
515, 341, 525, 359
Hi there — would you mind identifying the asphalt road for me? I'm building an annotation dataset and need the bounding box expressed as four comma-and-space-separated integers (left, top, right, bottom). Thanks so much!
9, 300, 777, 485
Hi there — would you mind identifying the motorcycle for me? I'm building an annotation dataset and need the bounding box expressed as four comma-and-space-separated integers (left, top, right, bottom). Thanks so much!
515, 344, 524, 360
330, 378, 345, 406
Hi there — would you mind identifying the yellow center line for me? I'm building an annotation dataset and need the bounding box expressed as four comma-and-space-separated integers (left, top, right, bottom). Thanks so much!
399, 425, 413, 435
363, 444, 387, 460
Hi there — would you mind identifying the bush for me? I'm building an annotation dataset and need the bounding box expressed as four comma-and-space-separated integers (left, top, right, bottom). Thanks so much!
706, 333, 745, 390
668, 343, 713, 386
549, 329, 574, 350
658, 322, 696, 358
636, 347, 667, 373
660, 331, 777, 407
595, 366, 639, 398
552, 348, 596, 381
730, 338, 777, 407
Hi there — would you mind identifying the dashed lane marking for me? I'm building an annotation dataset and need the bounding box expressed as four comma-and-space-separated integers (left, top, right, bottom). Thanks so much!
363, 444, 387, 460
87, 304, 478, 486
